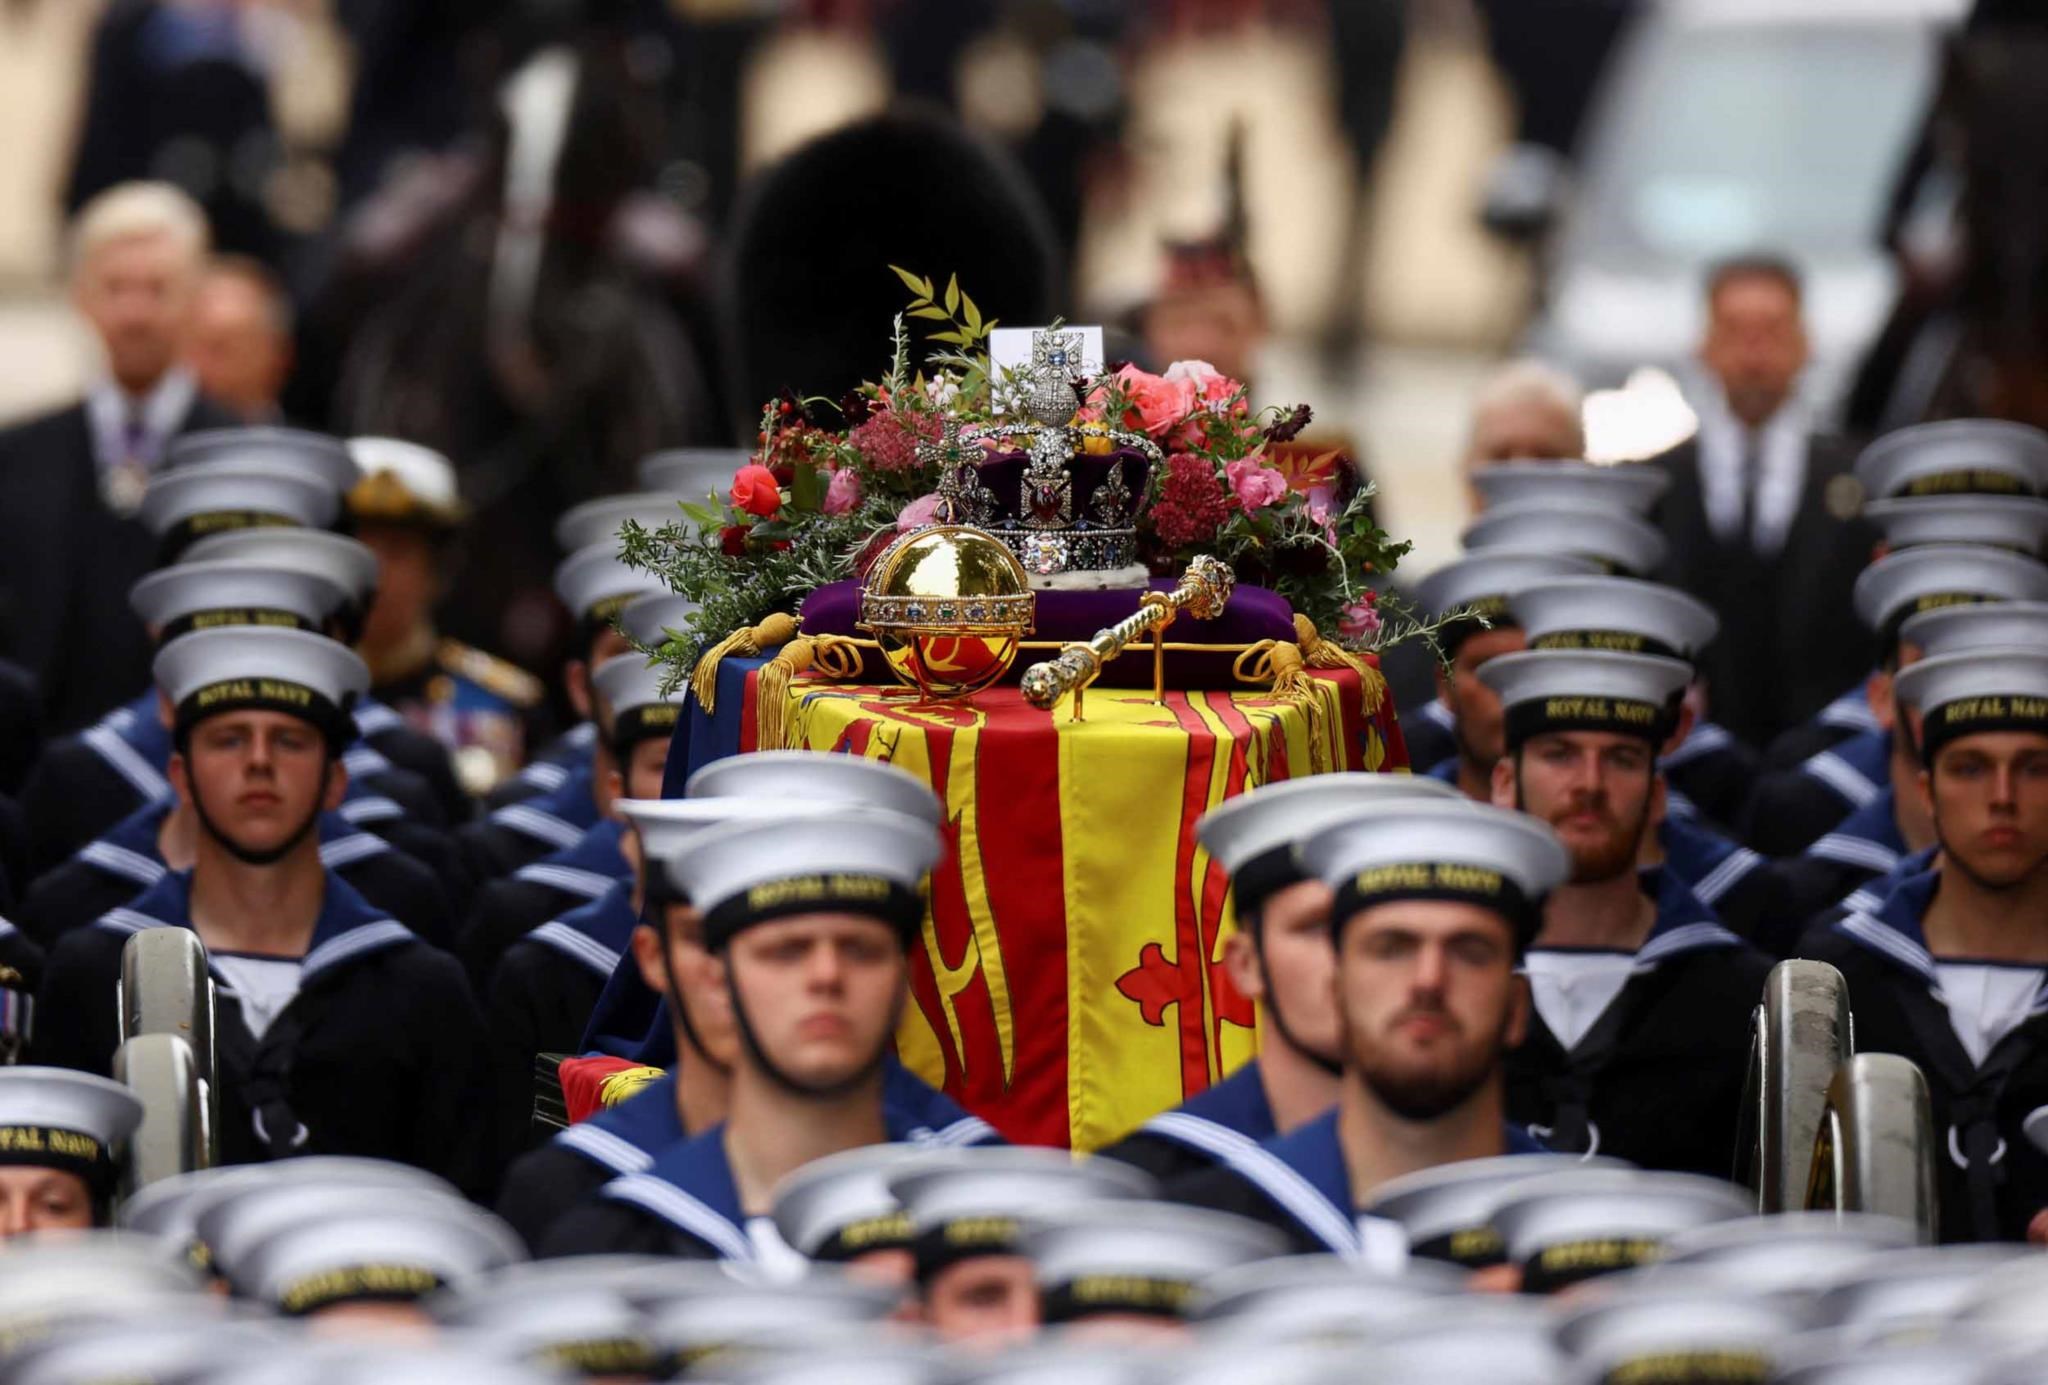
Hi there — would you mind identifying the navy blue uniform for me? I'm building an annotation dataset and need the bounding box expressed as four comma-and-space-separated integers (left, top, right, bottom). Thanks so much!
1747, 729, 1891, 858
1094, 1061, 1281, 1185
456, 818, 628, 985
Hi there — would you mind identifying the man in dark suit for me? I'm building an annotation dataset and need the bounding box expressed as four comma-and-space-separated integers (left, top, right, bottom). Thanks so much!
0, 182, 236, 732
1648, 256, 1877, 751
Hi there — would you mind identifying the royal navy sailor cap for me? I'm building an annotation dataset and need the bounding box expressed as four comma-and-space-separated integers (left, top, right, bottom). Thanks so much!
1363, 1152, 1619, 1268
1, 1313, 279, 1385
686, 750, 944, 825
0, 1068, 143, 1192
613, 797, 838, 905
1195, 773, 1461, 879
1864, 495, 2048, 555
229, 1199, 524, 1315
555, 493, 689, 554
1811, 1244, 2034, 1339
130, 561, 349, 639
1854, 420, 2048, 500
1411, 550, 1602, 622
1555, 1285, 1808, 1384
1357, 1297, 1565, 1385
1471, 460, 1668, 515
182, 529, 381, 606
666, 808, 942, 950
639, 448, 750, 500
432, 1279, 656, 1380
195, 1179, 474, 1293
1300, 800, 1569, 946
552, 541, 668, 624
1771, 1338, 1997, 1385
0, 1234, 206, 1328
1486, 1169, 1752, 1294
167, 427, 362, 495
1648, 1212, 1919, 1293
1191, 1255, 1466, 1332
1901, 601, 2048, 660
1021, 1202, 1286, 1325
1511, 576, 1720, 662
152, 627, 368, 742
646, 1273, 903, 1364
1477, 648, 1693, 748
127, 1157, 452, 1267
887, 1147, 1156, 1279
590, 654, 681, 751
1854, 545, 2048, 639
768, 1144, 934, 1263
345, 437, 465, 526
1460, 502, 1668, 576
138, 463, 338, 555
619, 592, 700, 651
1892, 648, 2048, 758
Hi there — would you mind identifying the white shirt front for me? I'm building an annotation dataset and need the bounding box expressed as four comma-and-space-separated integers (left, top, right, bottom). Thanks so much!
211, 953, 303, 1041
1524, 949, 1637, 1052
1934, 962, 2045, 1068
1693, 388, 1809, 556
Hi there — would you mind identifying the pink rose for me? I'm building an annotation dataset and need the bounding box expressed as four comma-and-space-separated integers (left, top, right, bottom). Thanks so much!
897, 493, 942, 531
822, 467, 862, 516
1338, 599, 1382, 641
1113, 364, 1197, 440
729, 464, 782, 518
1225, 458, 1288, 512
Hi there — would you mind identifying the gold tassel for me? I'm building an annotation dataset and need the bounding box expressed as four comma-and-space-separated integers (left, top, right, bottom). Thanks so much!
751, 631, 864, 751
688, 611, 803, 713
1293, 614, 1388, 719
1233, 639, 1333, 769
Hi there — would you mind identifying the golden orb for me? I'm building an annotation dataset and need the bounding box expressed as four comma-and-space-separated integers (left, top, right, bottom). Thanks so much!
856, 524, 1036, 700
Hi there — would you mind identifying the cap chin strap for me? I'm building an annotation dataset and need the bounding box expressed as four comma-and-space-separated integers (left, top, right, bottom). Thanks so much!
1250, 932, 1341, 1078
190, 766, 329, 867
644, 895, 728, 1078
724, 965, 894, 1102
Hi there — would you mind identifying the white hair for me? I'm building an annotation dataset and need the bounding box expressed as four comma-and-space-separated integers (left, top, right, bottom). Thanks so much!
1467, 358, 1586, 459
68, 181, 210, 278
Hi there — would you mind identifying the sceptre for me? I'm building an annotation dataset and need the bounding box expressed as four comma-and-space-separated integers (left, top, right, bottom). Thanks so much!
1020, 556, 1236, 719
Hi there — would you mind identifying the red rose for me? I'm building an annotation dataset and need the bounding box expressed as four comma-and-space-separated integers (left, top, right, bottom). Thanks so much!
719, 525, 749, 556
730, 464, 782, 517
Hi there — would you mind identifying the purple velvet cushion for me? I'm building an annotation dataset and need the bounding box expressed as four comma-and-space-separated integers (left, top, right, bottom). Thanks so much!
798, 578, 1296, 689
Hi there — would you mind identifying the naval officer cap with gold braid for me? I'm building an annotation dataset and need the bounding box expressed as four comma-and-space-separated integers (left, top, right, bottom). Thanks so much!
153, 626, 369, 752
1460, 501, 1669, 577
664, 807, 943, 952
1021, 1201, 1286, 1327
130, 561, 349, 646
1864, 494, 2048, 556
1299, 800, 1569, 955
0, 1068, 142, 1207
769, 1144, 934, 1265
888, 1147, 1155, 1285
1855, 419, 2048, 501
590, 651, 685, 766
1851, 543, 2048, 656
1477, 647, 1694, 753
345, 436, 467, 530
1411, 551, 1603, 659
1893, 647, 2048, 764
553, 541, 668, 642
137, 462, 338, 564
1510, 576, 1719, 665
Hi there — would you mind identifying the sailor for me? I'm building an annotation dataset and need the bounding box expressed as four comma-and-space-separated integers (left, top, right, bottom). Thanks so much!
499, 755, 995, 1251
32, 628, 499, 1194
1397, 550, 1601, 794
1747, 544, 2048, 858
768, 1144, 933, 1284
1169, 799, 1564, 1261
1798, 647, 2048, 1243
451, 542, 665, 883
0, 1067, 142, 1235
456, 593, 692, 987
1095, 772, 1461, 1183
1019, 1202, 1284, 1338
345, 437, 544, 800
537, 807, 950, 1260
1481, 648, 1774, 1176
1459, 501, 1669, 577
888, 1148, 1155, 1344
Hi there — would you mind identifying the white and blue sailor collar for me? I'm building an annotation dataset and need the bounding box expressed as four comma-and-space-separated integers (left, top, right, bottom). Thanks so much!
487, 760, 599, 850
511, 817, 629, 899
76, 801, 389, 888
1808, 786, 1907, 879
93, 868, 414, 981
528, 882, 638, 979
1795, 729, 1891, 811
1571, 869, 1746, 972
1131, 1060, 1277, 1168
1818, 686, 1883, 735
1832, 866, 2048, 1024
1658, 817, 1763, 910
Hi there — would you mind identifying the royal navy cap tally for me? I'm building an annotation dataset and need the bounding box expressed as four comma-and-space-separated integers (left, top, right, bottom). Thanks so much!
887, 1147, 1156, 1281
1864, 495, 2048, 555
345, 437, 465, 527
1486, 1169, 1752, 1294
1555, 1286, 1806, 1385
138, 464, 338, 559
168, 428, 363, 495
130, 561, 348, 642
1363, 1152, 1614, 1268
613, 797, 837, 906
152, 627, 369, 746
1478, 648, 1694, 748
0, 1068, 143, 1192
1021, 1202, 1286, 1325
182, 529, 381, 606
620, 592, 701, 652
1854, 420, 2048, 500
590, 654, 681, 754
666, 808, 942, 950
1411, 550, 1603, 623
554, 492, 688, 554
1299, 800, 1569, 946
1461, 502, 1668, 576
1901, 601, 2048, 661
1853, 544, 2048, 642
769, 1144, 933, 1263
1511, 576, 1720, 662
553, 542, 667, 625
195, 1180, 474, 1292
640, 448, 749, 501
686, 750, 944, 826
232, 1203, 524, 1316
1471, 460, 1668, 515
1892, 648, 2048, 759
